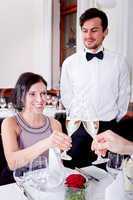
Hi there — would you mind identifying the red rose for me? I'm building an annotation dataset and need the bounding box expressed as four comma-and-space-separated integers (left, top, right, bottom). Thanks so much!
65, 174, 86, 189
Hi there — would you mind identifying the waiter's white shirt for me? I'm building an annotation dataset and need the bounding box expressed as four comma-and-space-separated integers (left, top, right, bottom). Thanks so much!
60, 48, 130, 121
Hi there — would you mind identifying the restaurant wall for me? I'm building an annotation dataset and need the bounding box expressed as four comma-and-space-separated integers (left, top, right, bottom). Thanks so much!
0, 0, 133, 99
0, 0, 52, 89
127, 0, 133, 102
103, 1, 133, 101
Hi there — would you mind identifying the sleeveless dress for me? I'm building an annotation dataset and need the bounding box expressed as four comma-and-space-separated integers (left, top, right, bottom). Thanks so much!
15, 112, 52, 160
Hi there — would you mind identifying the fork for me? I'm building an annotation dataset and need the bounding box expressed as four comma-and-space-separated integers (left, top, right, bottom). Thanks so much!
75, 167, 100, 182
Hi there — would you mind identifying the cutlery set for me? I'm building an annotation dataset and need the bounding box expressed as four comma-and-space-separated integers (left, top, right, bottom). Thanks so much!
75, 167, 100, 182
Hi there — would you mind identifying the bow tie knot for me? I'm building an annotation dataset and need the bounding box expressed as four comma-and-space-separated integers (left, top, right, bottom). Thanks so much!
86, 51, 104, 61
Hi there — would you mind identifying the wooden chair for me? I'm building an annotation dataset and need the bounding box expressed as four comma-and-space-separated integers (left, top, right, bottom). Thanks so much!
0, 118, 14, 185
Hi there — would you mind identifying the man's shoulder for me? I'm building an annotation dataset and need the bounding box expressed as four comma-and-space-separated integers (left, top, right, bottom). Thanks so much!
62, 51, 83, 65
104, 48, 118, 56
104, 48, 127, 60
105, 48, 126, 57
104, 49, 129, 71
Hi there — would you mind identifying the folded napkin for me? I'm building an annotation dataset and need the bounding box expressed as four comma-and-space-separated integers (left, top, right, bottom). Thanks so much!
49, 148, 65, 179
105, 172, 125, 200
123, 157, 133, 192
49, 148, 63, 171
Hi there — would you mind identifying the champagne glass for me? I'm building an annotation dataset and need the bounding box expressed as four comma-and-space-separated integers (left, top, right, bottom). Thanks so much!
29, 155, 63, 191
13, 164, 30, 190
28, 156, 48, 191
61, 119, 81, 160
61, 101, 81, 160
0, 97, 6, 109
46, 94, 52, 105
80, 93, 110, 165
51, 96, 58, 107
8, 102, 13, 110
106, 151, 124, 179
83, 120, 109, 164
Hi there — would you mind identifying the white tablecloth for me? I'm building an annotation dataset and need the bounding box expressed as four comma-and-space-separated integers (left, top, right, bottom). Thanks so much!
0, 149, 113, 200
105, 171, 133, 200
0, 108, 15, 118
0, 183, 27, 200
0, 173, 113, 200
24, 160, 113, 200
0, 107, 65, 119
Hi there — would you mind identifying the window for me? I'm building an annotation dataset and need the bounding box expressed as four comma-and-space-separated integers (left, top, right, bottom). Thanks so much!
60, 0, 77, 65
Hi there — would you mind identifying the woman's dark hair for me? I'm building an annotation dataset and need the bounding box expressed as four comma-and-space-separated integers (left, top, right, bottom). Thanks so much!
12, 72, 47, 111
79, 8, 108, 31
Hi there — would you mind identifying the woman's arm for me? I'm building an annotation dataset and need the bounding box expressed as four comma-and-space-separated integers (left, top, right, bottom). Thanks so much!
1, 117, 71, 170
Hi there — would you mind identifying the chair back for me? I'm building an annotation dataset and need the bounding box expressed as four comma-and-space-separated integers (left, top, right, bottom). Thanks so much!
0, 134, 7, 172
0, 118, 14, 185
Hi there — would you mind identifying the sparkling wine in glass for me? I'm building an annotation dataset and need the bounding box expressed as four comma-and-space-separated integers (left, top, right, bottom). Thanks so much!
0, 97, 6, 109
61, 118, 81, 160
61, 100, 81, 161
83, 121, 109, 165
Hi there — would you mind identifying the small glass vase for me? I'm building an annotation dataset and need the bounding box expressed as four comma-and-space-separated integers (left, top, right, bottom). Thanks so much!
65, 186, 86, 200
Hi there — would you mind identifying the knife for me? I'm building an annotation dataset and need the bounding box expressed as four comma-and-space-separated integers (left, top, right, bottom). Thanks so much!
24, 188, 35, 200
75, 167, 100, 182
15, 183, 34, 200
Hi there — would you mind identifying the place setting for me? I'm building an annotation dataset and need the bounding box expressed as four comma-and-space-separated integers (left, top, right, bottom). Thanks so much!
13, 146, 111, 200
105, 155, 133, 200
0, 97, 15, 118
13, 152, 65, 200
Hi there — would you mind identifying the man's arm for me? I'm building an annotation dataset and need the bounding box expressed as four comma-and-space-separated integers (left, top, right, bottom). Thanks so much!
117, 57, 130, 121
60, 60, 73, 109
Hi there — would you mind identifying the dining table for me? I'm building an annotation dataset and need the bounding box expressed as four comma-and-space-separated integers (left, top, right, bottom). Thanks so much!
0, 183, 27, 200
0, 168, 113, 200
0, 144, 132, 200
0, 148, 114, 200
1, 170, 132, 200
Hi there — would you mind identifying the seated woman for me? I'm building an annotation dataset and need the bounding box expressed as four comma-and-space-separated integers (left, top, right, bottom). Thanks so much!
1, 72, 71, 185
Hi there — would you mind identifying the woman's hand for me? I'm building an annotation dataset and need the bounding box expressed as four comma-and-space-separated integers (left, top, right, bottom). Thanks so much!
48, 131, 72, 151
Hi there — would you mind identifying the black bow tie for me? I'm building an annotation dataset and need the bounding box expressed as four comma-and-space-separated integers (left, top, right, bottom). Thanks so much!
86, 51, 104, 61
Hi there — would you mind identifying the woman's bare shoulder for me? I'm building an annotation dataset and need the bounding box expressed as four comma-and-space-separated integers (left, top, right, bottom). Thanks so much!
2, 116, 17, 126
1, 116, 19, 134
